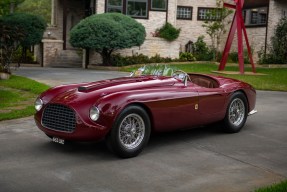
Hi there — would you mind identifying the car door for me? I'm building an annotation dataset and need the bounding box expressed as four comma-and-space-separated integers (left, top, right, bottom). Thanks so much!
196, 87, 228, 125
147, 83, 199, 132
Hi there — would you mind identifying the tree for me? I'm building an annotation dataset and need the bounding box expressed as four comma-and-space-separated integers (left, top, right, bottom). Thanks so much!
0, 0, 25, 16
0, 18, 24, 73
270, 17, 287, 63
259, 17, 287, 64
4, 13, 46, 48
202, 0, 233, 61
16, 0, 51, 23
70, 13, 146, 66
0, 13, 46, 73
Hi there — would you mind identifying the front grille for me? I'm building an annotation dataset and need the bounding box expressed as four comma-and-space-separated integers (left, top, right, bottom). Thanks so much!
42, 104, 76, 133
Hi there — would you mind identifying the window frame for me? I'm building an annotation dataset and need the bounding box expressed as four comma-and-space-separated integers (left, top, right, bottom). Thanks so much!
177, 6, 193, 20
105, 0, 149, 19
126, 0, 149, 18
197, 7, 222, 21
106, 0, 124, 13
151, 0, 167, 11
250, 11, 258, 24
243, 7, 268, 28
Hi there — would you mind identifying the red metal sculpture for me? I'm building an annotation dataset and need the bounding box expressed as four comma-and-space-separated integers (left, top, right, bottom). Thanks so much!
218, 0, 256, 74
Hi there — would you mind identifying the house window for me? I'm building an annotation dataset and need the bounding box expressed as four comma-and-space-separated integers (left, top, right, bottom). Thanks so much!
151, 0, 167, 11
259, 13, 267, 24
127, 0, 148, 18
107, 0, 123, 13
243, 7, 267, 27
197, 7, 221, 21
250, 11, 258, 24
177, 6, 193, 20
106, 0, 148, 18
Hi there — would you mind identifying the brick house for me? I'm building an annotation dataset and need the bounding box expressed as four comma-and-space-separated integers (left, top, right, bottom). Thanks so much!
40, 0, 287, 67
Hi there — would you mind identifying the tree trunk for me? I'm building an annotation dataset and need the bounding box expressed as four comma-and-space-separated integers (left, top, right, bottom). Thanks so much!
101, 48, 113, 66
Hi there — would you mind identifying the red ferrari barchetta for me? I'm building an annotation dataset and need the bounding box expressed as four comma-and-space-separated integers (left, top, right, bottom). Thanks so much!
34, 66, 256, 158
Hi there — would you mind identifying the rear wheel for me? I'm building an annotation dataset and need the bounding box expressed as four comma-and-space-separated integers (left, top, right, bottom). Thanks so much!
223, 92, 248, 133
106, 105, 151, 158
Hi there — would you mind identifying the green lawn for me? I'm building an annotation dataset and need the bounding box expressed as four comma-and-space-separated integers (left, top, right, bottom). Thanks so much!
122, 63, 287, 91
0, 75, 50, 121
255, 180, 287, 192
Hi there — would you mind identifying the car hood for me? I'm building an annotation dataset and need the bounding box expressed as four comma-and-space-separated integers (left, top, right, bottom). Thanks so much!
49, 76, 176, 105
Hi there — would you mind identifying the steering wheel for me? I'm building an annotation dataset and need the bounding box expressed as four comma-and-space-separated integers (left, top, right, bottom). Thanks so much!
172, 70, 191, 82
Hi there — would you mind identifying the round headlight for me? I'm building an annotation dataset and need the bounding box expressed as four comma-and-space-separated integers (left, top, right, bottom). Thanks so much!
35, 98, 43, 111
90, 106, 100, 121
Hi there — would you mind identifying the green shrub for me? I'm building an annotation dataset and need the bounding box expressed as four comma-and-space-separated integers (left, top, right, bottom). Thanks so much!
229, 50, 251, 64
150, 54, 172, 63
12, 47, 35, 63
70, 13, 146, 66
193, 36, 213, 61
259, 17, 287, 64
157, 22, 180, 41
258, 53, 283, 64
3, 13, 46, 47
111, 54, 175, 66
0, 13, 46, 72
179, 52, 196, 61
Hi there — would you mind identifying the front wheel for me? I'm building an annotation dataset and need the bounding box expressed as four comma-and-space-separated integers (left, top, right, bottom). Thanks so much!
223, 92, 248, 133
106, 105, 151, 158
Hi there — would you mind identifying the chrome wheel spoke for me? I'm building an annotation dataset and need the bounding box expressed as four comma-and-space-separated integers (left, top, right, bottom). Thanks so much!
119, 114, 145, 150
228, 98, 245, 126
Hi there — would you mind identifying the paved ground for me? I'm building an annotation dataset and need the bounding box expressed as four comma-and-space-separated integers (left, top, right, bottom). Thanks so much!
0, 67, 287, 192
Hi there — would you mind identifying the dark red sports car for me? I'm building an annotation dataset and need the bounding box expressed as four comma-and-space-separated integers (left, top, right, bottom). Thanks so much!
34, 67, 256, 158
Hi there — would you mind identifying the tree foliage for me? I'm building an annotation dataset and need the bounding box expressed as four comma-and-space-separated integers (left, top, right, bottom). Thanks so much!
259, 17, 287, 64
0, 18, 25, 73
70, 13, 146, 66
270, 17, 287, 63
0, 13, 46, 73
3, 13, 46, 47
202, 0, 233, 61
193, 36, 214, 61
0, 0, 24, 16
16, 0, 51, 23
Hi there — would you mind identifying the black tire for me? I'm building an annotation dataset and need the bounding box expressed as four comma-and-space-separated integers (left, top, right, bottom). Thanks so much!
106, 105, 151, 158
223, 92, 248, 133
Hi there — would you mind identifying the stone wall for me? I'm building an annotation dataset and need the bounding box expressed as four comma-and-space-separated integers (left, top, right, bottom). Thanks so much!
176, 0, 219, 50
89, 37, 180, 65
42, 39, 63, 67
226, 27, 267, 62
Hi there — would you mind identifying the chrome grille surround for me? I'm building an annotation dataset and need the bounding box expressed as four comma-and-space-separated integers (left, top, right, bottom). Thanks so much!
42, 104, 76, 133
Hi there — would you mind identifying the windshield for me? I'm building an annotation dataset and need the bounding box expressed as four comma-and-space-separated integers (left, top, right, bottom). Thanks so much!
130, 65, 175, 77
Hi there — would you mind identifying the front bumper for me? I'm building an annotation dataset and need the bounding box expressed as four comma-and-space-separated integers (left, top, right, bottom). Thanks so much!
34, 112, 109, 141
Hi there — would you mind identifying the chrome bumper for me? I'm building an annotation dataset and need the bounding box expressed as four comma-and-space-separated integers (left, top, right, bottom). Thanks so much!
248, 109, 257, 116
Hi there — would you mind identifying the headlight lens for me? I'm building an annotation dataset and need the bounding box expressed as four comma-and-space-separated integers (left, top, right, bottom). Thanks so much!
35, 98, 43, 111
90, 106, 100, 121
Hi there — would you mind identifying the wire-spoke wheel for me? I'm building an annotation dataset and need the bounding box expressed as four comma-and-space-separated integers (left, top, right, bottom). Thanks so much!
228, 98, 245, 126
119, 114, 145, 150
106, 105, 151, 158
223, 92, 248, 133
